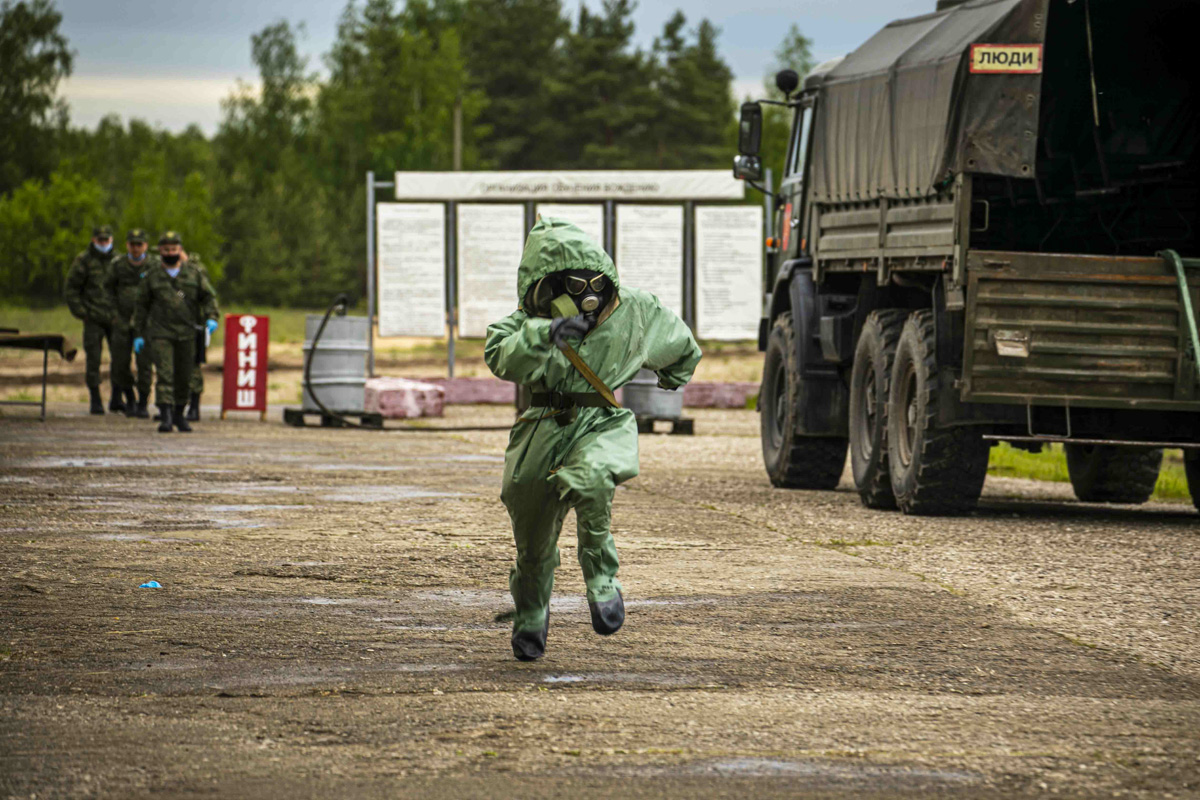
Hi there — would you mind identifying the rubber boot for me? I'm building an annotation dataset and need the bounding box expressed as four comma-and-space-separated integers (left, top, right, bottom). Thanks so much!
108, 385, 125, 413
185, 392, 201, 421
122, 388, 137, 418
173, 404, 192, 432
589, 589, 624, 636
89, 386, 104, 415
511, 611, 549, 662
157, 404, 174, 433
135, 389, 150, 419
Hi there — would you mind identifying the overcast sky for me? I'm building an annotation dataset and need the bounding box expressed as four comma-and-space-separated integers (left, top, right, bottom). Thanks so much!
58, 0, 930, 134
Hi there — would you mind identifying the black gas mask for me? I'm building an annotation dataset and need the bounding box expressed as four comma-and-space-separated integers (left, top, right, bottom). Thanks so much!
525, 269, 614, 320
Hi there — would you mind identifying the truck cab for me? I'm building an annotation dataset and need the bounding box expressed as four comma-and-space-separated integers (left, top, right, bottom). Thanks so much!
736, 0, 1200, 514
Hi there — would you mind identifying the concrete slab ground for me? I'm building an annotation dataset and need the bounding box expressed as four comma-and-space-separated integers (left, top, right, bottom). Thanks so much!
1, 406, 1197, 798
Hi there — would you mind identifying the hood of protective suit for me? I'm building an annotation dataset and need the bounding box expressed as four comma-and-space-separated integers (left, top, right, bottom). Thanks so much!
517, 217, 619, 306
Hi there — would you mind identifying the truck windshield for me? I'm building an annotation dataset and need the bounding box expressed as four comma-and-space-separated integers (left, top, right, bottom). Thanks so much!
786, 105, 813, 180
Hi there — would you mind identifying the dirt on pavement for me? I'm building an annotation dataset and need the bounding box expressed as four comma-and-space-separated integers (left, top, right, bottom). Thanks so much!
1, 405, 1198, 798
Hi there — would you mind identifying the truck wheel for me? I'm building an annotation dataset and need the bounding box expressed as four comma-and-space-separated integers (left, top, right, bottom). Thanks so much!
760, 312, 848, 489
1064, 444, 1162, 504
849, 309, 906, 508
886, 310, 990, 515
1185, 453, 1200, 513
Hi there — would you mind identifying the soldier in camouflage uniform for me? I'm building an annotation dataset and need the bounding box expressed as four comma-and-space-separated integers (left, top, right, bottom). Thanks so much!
132, 231, 219, 433
64, 224, 120, 414
183, 253, 217, 421
105, 228, 156, 418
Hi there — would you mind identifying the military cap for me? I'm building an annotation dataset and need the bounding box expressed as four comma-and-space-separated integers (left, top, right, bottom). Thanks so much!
158, 230, 182, 245
93, 224, 114, 238
126, 228, 148, 243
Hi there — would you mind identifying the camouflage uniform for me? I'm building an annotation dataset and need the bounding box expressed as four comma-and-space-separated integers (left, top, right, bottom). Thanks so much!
187, 256, 217, 401
133, 256, 218, 407
63, 230, 118, 392
106, 238, 157, 400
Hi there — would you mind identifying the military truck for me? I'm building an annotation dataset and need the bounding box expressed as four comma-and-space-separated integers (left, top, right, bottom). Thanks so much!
734, 0, 1200, 515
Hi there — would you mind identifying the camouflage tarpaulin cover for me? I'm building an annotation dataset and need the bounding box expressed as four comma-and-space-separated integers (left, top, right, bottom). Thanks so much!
811, 0, 1049, 202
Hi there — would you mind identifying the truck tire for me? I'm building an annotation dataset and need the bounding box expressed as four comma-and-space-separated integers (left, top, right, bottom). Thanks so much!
760, 312, 847, 489
1185, 453, 1200, 513
1064, 444, 1162, 504
849, 309, 907, 508
886, 310, 990, 515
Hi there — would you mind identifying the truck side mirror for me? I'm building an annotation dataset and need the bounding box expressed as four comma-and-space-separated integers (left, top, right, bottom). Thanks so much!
738, 102, 763, 156
775, 69, 800, 99
733, 154, 763, 182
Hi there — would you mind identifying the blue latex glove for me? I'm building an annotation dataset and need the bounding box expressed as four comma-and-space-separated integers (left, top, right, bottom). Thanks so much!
133, 337, 145, 354
205, 319, 219, 335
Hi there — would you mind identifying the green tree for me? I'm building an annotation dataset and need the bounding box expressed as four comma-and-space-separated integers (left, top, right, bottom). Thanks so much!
0, 168, 104, 303
0, 0, 73, 196
554, 0, 657, 168
651, 12, 735, 169
461, 0, 567, 169
215, 20, 327, 304
760, 24, 815, 188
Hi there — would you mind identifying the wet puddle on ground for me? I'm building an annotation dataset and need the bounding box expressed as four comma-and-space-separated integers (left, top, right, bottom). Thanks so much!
320, 486, 467, 502
609, 757, 979, 784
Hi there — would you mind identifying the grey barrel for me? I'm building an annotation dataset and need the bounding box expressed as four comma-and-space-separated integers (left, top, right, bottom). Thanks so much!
302, 314, 369, 413
622, 368, 683, 419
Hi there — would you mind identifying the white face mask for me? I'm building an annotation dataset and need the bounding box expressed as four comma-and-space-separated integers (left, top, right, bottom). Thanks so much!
95, 241, 113, 254
129, 251, 146, 262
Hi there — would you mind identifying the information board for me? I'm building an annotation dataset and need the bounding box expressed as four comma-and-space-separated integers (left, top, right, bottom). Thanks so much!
376, 203, 446, 337
615, 204, 684, 317
695, 205, 763, 340
456, 204, 525, 337
534, 203, 605, 247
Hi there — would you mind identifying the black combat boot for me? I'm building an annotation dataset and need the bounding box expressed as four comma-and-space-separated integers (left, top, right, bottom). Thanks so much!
173, 404, 192, 432
108, 385, 125, 413
157, 404, 174, 433
88, 386, 104, 415
185, 392, 201, 421
134, 390, 150, 419
122, 388, 137, 417
511, 611, 549, 662
589, 589, 624, 636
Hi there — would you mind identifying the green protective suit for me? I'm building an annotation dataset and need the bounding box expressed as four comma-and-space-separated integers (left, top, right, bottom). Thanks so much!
484, 218, 702, 635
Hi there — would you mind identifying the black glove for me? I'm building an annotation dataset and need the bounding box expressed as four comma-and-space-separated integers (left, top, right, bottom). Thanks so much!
549, 314, 594, 349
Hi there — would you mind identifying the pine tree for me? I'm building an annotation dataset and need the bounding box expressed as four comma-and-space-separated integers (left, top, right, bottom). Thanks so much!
652, 12, 735, 169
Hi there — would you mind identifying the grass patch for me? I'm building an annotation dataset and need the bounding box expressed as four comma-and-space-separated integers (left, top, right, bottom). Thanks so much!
988, 442, 1191, 502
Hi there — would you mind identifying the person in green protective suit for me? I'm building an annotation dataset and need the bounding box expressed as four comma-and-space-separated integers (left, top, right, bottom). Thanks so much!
105, 228, 156, 418
484, 217, 702, 661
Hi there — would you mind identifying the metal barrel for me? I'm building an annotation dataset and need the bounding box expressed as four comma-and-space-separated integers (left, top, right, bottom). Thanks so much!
302, 314, 370, 413
621, 368, 683, 420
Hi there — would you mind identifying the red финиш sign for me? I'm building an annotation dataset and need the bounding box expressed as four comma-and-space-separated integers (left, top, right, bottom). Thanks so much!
221, 314, 269, 420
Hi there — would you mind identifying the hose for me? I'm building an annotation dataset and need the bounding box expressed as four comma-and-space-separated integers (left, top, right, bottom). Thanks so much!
1159, 249, 1200, 387
303, 292, 510, 432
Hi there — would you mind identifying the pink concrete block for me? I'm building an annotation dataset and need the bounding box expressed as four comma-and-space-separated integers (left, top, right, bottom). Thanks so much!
682, 381, 759, 409
364, 377, 445, 419
419, 377, 516, 405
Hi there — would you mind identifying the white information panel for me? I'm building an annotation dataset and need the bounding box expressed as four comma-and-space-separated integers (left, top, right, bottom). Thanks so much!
615, 204, 683, 317
375, 203, 446, 338
457, 204, 525, 338
695, 205, 763, 340
534, 203, 605, 247
396, 170, 743, 201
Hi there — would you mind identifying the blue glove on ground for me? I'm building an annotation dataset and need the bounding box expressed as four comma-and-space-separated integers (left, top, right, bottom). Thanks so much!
133, 337, 145, 354
206, 319, 219, 335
